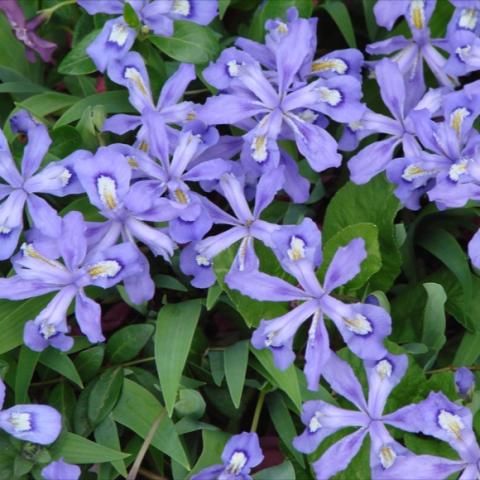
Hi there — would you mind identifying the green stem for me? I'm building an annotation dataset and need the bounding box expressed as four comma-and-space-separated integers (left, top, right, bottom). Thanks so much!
40, 0, 76, 21
250, 389, 267, 433
428, 365, 480, 374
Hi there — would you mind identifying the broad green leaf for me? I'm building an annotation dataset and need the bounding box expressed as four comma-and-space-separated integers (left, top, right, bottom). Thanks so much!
322, 1, 357, 48
0, 82, 47, 94
49, 125, 83, 158
16, 92, 79, 119
251, 347, 302, 410
155, 299, 202, 416
74, 345, 105, 382
57, 30, 99, 75
362, 0, 378, 41
95, 415, 127, 477
14, 347, 40, 403
454, 330, 480, 365
206, 284, 222, 310
323, 176, 402, 291
51, 433, 130, 464
88, 367, 124, 427
420, 283, 447, 368
40, 348, 84, 388
112, 379, 189, 468
0, 297, 51, 355
418, 228, 473, 330
224, 340, 249, 408
190, 430, 230, 476
208, 350, 225, 386
124, 2, 141, 28
54, 91, 135, 128
106, 324, 154, 364
253, 462, 295, 480
266, 392, 304, 466
48, 382, 76, 430
150, 21, 220, 64
218, 0, 231, 19
319, 222, 381, 291
0, 13, 30, 77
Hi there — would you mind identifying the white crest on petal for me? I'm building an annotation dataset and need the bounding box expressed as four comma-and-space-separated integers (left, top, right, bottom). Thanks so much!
450, 107, 471, 136
343, 313, 373, 335
410, 0, 426, 30
108, 22, 129, 46
251, 135, 268, 163
287, 236, 306, 261
401, 164, 435, 182
317, 87, 342, 106
308, 411, 323, 433
195, 254, 210, 267
312, 58, 348, 74
298, 109, 319, 123
456, 45, 472, 63
88, 260, 121, 279
379, 445, 396, 469
40, 321, 58, 340
227, 60, 241, 77
0, 226, 11, 235
459, 8, 478, 30
124, 66, 149, 97
438, 410, 465, 440
449, 159, 469, 182
376, 359, 393, 380
172, 0, 190, 16
97, 175, 118, 210
9, 413, 31, 432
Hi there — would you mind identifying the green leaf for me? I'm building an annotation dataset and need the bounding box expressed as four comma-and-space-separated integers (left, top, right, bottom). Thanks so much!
362, 0, 378, 41
218, 0, 231, 19
190, 430, 230, 476
0, 13, 30, 76
251, 347, 302, 411
16, 92, 79, 119
95, 415, 127, 477
420, 283, 447, 367
155, 300, 202, 416
253, 462, 295, 480
454, 330, 480, 365
0, 82, 47, 94
174, 389, 206, 419
88, 367, 124, 427
224, 340, 249, 408
208, 350, 225, 386
14, 347, 40, 403
39, 348, 84, 388
319, 223, 381, 291
74, 345, 105, 382
57, 30, 99, 75
51, 433, 130, 464
323, 176, 402, 291
322, 0, 357, 48
112, 379, 189, 468
48, 382, 76, 430
0, 297, 50, 355
106, 324, 154, 364
150, 21, 220, 63
123, 2, 141, 28
206, 284, 222, 310
54, 91, 135, 128
266, 392, 304, 467
418, 228, 473, 330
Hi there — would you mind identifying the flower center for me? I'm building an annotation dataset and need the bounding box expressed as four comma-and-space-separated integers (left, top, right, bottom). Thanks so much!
456, 45, 472, 62
0, 226, 12, 235
227, 451, 247, 474
459, 8, 478, 30
88, 260, 121, 279
438, 410, 465, 440
312, 58, 348, 74
343, 313, 373, 335
40, 321, 58, 340
9, 413, 31, 432
227, 60, 241, 77
410, 0, 426, 30
287, 236, 306, 261
172, 0, 190, 16
379, 445, 396, 469
298, 109, 319, 123
59, 168, 72, 186
97, 175, 118, 210
276, 22, 288, 34
108, 22, 129, 46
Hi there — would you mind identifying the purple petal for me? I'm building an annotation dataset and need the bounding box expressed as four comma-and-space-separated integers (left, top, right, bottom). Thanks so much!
41, 459, 81, 480
157, 63, 195, 109
221, 432, 264, 473
74, 292, 104, 343
375, 59, 406, 120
